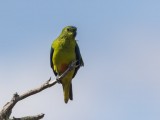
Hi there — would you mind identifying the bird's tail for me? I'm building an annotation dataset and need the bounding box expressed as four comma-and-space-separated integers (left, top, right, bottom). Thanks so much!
62, 83, 73, 103
69, 83, 73, 100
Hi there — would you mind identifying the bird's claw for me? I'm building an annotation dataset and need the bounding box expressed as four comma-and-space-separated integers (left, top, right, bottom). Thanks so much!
70, 60, 78, 68
56, 75, 61, 84
71, 60, 80, 68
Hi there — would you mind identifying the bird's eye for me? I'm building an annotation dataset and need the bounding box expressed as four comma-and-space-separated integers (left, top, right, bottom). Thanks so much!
67, 28, 70, 31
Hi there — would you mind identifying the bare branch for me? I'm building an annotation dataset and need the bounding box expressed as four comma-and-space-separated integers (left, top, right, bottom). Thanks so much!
11, 113, 44, 120
0, 61, 77, 120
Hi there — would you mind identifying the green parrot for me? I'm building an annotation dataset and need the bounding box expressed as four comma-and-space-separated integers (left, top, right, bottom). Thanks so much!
50, 26, 84, 103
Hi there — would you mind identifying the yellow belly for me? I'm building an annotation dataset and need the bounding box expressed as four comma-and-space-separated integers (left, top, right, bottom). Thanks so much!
53, 47, 76, 75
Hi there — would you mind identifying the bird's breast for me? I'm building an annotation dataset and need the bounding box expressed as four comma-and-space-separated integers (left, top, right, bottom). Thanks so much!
53, 47, 76, 74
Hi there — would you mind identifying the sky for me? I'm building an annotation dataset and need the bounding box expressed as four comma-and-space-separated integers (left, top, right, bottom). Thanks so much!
0, 0, 160, 120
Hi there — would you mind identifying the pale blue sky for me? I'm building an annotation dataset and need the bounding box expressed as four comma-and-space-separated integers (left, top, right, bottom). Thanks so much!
0, 0, 160, 120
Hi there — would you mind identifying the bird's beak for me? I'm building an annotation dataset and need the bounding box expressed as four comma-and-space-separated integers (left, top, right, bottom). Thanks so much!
73, 31, 77, 37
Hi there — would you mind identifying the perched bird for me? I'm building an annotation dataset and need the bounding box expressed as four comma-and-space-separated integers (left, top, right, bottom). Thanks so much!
50, 26, 84, 103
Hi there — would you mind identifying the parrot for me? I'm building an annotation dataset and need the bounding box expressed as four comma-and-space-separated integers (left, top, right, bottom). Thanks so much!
50, 26, 84, 103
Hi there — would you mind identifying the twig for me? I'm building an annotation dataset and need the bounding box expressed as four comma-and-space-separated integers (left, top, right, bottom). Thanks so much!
0, 61, 77, 120
11, 113, 44, 120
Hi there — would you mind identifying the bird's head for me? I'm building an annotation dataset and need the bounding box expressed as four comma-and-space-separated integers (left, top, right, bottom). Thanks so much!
61, 26, 77, 38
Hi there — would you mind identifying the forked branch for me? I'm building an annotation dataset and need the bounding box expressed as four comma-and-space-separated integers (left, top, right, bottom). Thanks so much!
0, 61, 77, 120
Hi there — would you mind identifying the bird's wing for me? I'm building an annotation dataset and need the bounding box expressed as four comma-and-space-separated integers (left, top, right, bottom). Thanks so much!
72, 42, 84, 78
50, 46, 58, 76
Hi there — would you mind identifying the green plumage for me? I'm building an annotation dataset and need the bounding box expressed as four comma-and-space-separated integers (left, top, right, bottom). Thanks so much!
50, 26, 84, 103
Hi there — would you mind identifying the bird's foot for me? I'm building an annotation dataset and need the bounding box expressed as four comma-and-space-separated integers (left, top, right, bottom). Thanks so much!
69, 61, 78, 69
56, 75, 61, 84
